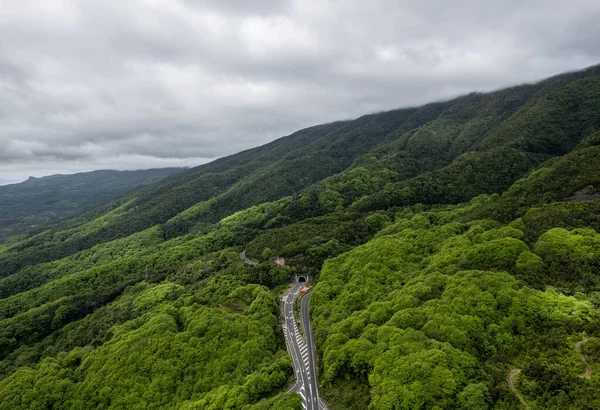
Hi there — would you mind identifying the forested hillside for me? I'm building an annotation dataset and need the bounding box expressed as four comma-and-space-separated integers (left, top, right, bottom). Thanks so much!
1, 65, 600, 409
0, 168, 185, 241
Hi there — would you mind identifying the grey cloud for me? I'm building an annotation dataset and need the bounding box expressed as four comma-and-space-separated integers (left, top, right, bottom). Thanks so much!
0, 59, 32, 86
1, 0, 600, 184
555, 13, 600, 56
181, 0, 292, 15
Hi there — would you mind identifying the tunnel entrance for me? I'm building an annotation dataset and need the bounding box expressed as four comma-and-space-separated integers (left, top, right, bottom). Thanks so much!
298, 276, 306, 283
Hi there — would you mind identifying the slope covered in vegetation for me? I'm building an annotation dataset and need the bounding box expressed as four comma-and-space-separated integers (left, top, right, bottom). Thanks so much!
1, 64, 600, 409
0, 168, 185, 241
5, 64, 600, 277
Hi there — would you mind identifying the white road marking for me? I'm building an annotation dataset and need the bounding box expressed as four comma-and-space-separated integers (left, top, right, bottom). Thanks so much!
282, 286, 326, 410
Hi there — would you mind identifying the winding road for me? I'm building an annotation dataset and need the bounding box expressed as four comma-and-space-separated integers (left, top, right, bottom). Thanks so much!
239, 251, 257, 266
506, 335, 595, 409
282, 282, 327, 410
508, 369, 530, 409
575, 336, 592, 379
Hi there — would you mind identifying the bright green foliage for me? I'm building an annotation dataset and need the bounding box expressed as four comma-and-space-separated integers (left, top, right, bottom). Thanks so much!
312, 215, 599, 409
515, 251, 544, 277
0, 276, 291, 409
456, 383, 490, 410
534, 228, 600, 290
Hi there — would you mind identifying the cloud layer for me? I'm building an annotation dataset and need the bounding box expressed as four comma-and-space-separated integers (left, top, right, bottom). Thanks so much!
2, 0, 600, 183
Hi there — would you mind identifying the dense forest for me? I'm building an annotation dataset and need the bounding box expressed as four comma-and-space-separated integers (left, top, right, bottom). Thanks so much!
0, 168, 185, 241
1, 64, 600, 409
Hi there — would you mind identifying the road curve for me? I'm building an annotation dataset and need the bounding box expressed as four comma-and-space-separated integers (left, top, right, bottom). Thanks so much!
239, 251, 257, 266
282, 283, 324, 410
575, 336, 592, 379
508, 369, 530, 409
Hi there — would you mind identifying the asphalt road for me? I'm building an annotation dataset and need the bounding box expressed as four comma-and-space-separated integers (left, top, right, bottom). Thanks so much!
282, 282, 325, 410
239, 251, 257, 266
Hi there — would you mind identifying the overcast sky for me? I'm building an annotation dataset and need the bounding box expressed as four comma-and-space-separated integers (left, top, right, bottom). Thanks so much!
1, 0, 600, 184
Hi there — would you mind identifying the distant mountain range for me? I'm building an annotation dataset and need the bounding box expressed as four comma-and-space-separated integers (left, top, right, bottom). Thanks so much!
0, 168, 186, 240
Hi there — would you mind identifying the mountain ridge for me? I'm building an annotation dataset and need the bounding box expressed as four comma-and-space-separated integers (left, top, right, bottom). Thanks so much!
0, 168, 186, 241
